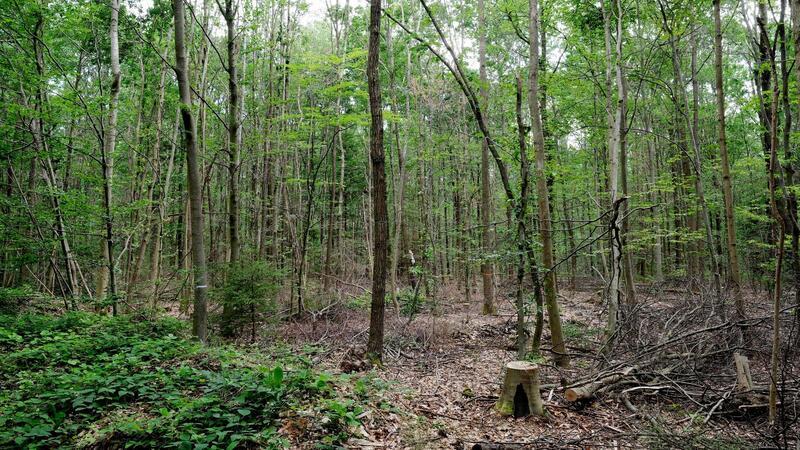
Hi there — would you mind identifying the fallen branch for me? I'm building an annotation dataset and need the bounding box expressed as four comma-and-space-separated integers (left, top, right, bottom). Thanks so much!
565, 366, 637, 402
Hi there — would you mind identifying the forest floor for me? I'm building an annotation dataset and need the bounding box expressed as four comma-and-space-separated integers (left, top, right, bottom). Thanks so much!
275, 280, 790, 449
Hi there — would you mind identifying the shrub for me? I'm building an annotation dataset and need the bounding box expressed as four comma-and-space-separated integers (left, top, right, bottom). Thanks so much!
215, 261, 283, 338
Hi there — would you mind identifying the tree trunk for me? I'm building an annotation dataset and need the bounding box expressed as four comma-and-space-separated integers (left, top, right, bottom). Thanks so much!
366, 0, 387, 363
221, 0, 240, 336
100, 0, 121, 313
514, 75, 531, 358
495, 361, 544, 417
713, 0, 743, 315
602, 0, 623, 343
150, 110, 180, 300
30, 14, 81, 302
687, 29, 723, 301
645, 112, 664, 282
765, 56, 783, 426
173, 0, 208, 343
530, 0, 567, 367
478, 0, 495, 315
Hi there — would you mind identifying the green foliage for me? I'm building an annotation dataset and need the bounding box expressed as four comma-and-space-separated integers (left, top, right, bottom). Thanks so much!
214, 261, 283, 336
346, 292, 371, 310
0, 285, 37, 313
0, 312, 361, 449
561, 320, 602, 343
396, 287, 427, 317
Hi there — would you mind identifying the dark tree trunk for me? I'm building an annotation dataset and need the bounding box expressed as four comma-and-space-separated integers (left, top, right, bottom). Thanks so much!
366, 0, 387, 363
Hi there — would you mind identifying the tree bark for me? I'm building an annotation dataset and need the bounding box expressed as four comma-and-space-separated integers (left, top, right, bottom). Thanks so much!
220, 0, 240, 336
645, 112, 664, 282
514, 75, 531, 358
530, 0, 567, 367
602, 0, 624, 344
765, 55, 783, 426
366, 0, 387, 363
478, 0, 495, 315
223, 0, 240, 266
100, 0, 121, 313
688, 28, 723, 301
173, 0, 209, 343
713, 0, 743, 316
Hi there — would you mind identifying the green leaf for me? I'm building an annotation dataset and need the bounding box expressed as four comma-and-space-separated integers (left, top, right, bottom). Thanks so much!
272, 365, 284, 385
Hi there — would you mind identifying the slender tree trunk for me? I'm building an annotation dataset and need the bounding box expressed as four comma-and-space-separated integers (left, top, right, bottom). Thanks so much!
221, 0, 240, 336
618, 11, 636, 307
478, 0, 495, 315
100, 0, 121, 313
687, 29, 723, 300
173, 0, 208, 343
792, 0, 800, 327
778, 0, 800, 328
765, 58, 783, 425
224, 0, 240, 265
603, 0, 624, 344
150, 110, 179, 299
645, 112, 664, 282
366, 0, 387, 363
713, 0, 743, 316
388, 10, 409, 309
530, 0, 567, 367
30, 15, 81, 301
514, 75, 532, 358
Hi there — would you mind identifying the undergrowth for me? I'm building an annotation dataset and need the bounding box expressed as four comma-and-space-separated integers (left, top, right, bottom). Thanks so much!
0, 311, 366, 449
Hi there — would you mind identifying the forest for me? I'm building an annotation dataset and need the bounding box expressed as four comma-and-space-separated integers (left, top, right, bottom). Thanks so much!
0, 0, 799, 447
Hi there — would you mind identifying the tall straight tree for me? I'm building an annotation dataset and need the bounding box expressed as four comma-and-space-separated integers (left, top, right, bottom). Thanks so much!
529, 0, 567, 367
478, 0, 495, 315
172, 0, 209, 343
713, 0, 742, 316
100, 0, 121, 313
221, 0, 240, 337
366, 0, 387, 363
222, 0, 240, 265
602, 0, 623, 340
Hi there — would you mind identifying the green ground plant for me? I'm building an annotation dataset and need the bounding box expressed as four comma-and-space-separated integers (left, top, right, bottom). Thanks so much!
0, 311, 364, 449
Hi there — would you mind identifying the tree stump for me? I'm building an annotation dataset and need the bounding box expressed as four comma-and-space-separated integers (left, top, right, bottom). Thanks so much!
495, 361, 544, 417
734, 353, 753, 392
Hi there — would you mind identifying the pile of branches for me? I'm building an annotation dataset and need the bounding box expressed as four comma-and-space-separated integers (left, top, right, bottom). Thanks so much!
563, 283, 799, 446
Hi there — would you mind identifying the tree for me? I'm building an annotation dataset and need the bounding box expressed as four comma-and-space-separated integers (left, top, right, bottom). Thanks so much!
478, 0, 495, 315
713, 0, 742, 316
529, 0, 567, 367
366, 0, 387, 363
99, 0, 121, 313
602, 0, 624, 342
172, 0, 209, 343
220, 0, 240, 337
